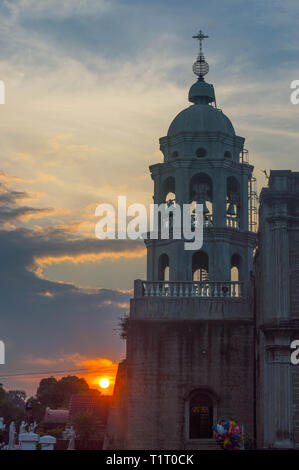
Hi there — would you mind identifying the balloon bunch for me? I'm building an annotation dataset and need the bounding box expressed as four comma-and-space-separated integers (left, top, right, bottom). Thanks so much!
212, 420, 244, 450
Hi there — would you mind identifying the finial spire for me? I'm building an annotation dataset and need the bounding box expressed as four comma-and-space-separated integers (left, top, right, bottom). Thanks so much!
192, 29, 209, 80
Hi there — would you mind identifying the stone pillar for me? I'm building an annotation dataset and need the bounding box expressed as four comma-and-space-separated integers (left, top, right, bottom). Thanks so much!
134, 279, 143, 297
271, 211, 290, 319
175, 165, 190, 205
152, 173, 163, 205
264, 335, 293, 448
212, 169, 226, 227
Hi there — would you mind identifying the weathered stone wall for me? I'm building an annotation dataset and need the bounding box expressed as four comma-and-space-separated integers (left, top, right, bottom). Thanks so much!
103, 360, 128, 449
291, 190, 299, 447
290, 230, 299, 318
292, 368, 299, 445
130, 294, 252, 321
124, 319, 254, 449
255, 170, 299, 449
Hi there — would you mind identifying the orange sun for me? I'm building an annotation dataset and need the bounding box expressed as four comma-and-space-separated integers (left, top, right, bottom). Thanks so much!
99, 377, 110, 389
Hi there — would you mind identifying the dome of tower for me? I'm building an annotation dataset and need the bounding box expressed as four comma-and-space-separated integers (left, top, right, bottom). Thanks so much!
167, 104, 235, 136
167, 79, 235, 137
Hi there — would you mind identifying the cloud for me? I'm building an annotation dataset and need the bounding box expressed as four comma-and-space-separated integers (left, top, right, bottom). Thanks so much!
0, 181, 70, 225
0, 172, 23, 182
0, 0, 298, 397
77, 356, 119, 393
0, 178, 141, 395
3, 0, 113, 20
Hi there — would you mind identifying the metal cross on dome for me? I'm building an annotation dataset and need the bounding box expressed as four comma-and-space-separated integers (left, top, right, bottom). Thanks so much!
192, 29, 209, 79
192, 29, 209, 53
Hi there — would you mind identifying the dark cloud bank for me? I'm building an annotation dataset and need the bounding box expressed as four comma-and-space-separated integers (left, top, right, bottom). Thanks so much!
0, 178, 142, 390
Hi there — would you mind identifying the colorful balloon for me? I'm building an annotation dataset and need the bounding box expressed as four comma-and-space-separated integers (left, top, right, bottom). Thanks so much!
212, 419, 244, 450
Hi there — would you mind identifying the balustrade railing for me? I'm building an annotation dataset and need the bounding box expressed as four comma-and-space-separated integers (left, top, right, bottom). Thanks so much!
226, 216, 240, 229
204, 214, 213, 227
141, 281, 242, 298
164, 214, 238, 234
191, 214, 213, 229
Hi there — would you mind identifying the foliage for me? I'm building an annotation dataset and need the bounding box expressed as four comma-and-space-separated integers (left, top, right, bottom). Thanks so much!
58, 376, 89, 408
0, 375, 95, 439
0, 384, 5, 401
36, 377, 63, 409
0, 383, 26, 444
36, 375, 89, 410
0, 398, 26, 425
25, 396, 45, 423
119, 314, 130, 340
71, 411, 98, 441
6, 390, 26, 408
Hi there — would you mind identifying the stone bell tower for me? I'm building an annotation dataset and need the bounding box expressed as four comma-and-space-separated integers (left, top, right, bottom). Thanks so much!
105, 30, 257, 450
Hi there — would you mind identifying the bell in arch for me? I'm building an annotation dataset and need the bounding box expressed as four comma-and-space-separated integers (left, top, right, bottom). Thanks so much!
194, 199, 209, 215
192, 199, 209, 224
193, 198, 210, 215
227, 202, 236, 216
202, 200, 210, 215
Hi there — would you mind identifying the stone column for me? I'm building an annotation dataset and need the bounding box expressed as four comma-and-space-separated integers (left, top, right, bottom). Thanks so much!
153, 173, 163, 204
212, 169, 226, 227
271, 209, 290, 320
175, 164, 190, 205
264, 335, 293, 448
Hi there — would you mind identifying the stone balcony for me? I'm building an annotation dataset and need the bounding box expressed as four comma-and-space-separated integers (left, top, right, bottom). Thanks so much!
131, 280, 253, 321
139, 280, 243, 298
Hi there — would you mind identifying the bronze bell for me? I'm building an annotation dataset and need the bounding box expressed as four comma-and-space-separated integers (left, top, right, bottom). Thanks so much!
202, 200, 210, 214
195, 200, 209, 214
227, 202, 236, 216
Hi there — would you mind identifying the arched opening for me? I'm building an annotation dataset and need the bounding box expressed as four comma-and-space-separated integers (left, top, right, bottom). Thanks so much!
158, 254, 169, 281
192, 251, 209, 281
165, 192, 176, 205
231, 253, 241, 296
231, 253, 241, 281
189, 391, 213, 439
190, 173, 213, 227
158, 177, 176, 235
162, 176, 175, 203
226, 176, 240, 228
231, 266, 239, 282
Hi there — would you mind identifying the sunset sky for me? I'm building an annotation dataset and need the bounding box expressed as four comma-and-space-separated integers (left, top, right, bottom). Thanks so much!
0, 0, 298, 397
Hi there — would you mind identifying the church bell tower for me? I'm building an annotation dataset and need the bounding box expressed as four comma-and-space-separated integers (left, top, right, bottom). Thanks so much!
106, 30, 258, 450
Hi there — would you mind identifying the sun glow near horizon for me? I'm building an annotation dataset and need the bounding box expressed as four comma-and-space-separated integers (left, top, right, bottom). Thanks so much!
78, 357, 118, 394
99, 377, 110, 389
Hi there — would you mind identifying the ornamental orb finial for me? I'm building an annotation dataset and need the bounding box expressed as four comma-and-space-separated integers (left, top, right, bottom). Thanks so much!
192, 29, 209, 80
